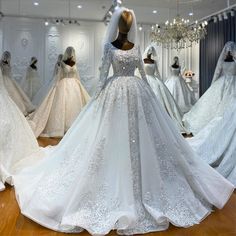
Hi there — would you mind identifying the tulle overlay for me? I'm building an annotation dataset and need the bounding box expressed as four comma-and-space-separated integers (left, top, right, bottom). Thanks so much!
183, 61, 236, 134
14, 44, 234, 235
0, 78, 38, 190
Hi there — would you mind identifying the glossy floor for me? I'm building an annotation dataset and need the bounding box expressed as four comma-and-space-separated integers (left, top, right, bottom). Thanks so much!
0, 138, 236, 236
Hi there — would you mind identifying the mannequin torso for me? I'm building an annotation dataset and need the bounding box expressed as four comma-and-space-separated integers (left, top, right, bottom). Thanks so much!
111, 10, 134, 50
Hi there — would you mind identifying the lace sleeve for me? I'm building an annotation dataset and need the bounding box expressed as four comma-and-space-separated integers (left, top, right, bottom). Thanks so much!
94, 43, 111, 98
99, 43, 111, 85
137, 47, 149, 85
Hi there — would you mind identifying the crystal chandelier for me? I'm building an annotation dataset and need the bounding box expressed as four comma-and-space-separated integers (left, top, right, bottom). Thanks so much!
151, 0, 208, 50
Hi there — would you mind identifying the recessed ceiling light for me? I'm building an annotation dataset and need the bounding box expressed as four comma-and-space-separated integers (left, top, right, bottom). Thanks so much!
34, 2, 39, 6
139, 26, 143, 31
153, 10, 157, 14
189, 12, 194, 16
45, 20, 49, 26
77, 5, 82, 9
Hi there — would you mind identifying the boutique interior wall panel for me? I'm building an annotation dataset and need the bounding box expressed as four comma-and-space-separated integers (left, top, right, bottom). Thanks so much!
2, 17, 45, 85
0, 17, 199, 96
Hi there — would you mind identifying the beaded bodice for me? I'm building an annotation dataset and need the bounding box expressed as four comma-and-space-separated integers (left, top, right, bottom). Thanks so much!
99, 43, 147, 82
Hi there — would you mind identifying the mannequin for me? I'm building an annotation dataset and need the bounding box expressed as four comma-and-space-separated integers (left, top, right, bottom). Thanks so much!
143, 52, 155, 64
172, 56, 180, 69
30, 58, 37, 70
111, 10, 134, 50
225, 51, 234, 62
63, 53, 76, 67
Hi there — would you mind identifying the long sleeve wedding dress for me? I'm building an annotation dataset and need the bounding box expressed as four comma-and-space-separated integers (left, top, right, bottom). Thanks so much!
183, 41, 236, 134
14, 8, 234, 236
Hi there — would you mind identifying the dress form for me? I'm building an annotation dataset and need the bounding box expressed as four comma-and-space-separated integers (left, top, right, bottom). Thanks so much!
143, 53, 155, 64
111, 10, 134, 50
225, 51, 234, 62
63, 57, 75, 67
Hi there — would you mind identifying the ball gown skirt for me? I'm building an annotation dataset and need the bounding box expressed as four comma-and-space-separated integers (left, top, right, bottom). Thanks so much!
183, 61, 236, 135
1, 64, 35, 115
13, 43, 234, 235
0, 76, 38, 191
165, 67, 196, 114
188, 100, 236, 186
28, 63, 90, 138
144, 63, 188, 134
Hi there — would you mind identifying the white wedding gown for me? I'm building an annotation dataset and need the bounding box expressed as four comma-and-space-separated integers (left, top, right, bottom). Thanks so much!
165, 67, 196, 114
188, 100, 236, 186
183, 61, 236, 134
14, 43, 234, 235
21, 67, 42, 101
0, 71, 38, 191
144, 63, 188, 133
28, 62, 90, 138
0, 63, 35, 115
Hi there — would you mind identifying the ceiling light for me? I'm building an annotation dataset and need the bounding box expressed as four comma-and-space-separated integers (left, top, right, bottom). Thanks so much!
223, 12, 228, 20
189, 12, 193, 16
34, 2, 39, 6
153, 10, 157, 14
77, 5, 82, 9
218, 14, 223, 21
45, 20, 49, 26
139, 26, 143, 31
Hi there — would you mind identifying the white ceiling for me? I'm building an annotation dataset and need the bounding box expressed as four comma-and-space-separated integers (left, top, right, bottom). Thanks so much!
1, 0, 236, 24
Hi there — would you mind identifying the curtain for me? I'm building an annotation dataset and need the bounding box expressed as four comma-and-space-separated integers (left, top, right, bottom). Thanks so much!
199, 12, 236, 96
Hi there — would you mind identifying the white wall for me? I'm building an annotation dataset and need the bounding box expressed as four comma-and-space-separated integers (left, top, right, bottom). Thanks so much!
0, 17, 199, 96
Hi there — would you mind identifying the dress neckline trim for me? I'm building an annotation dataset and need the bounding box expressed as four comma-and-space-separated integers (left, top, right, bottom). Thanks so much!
110, 42, 136, 52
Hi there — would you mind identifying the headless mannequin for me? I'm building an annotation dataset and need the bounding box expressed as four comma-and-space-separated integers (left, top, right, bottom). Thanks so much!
63, 57, 76, 67
143, 53, 155, 64
112, 10, 134, 51
172, 57, 180, 69
2, 60, 9, 65
30, 61, 37, 70
224, 51, 234, 62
